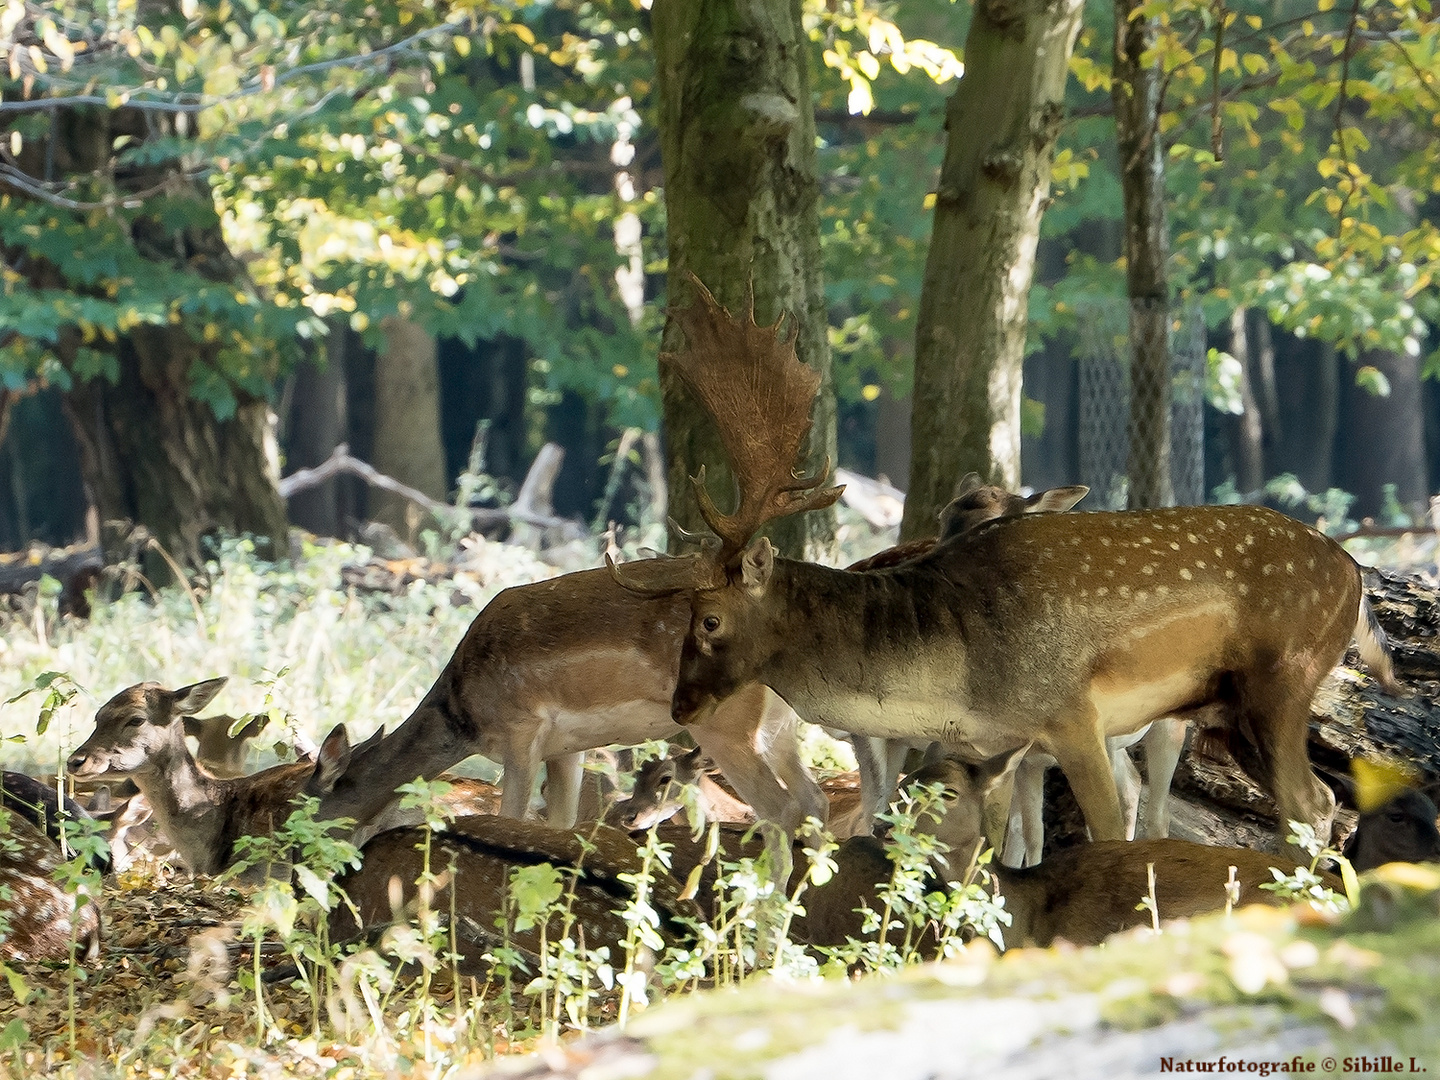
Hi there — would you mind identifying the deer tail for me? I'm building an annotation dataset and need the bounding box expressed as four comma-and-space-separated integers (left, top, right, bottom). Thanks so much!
1355, 596, 1401, 694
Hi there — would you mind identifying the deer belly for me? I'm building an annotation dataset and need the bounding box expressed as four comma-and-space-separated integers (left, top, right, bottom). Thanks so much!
1089, 668, 1212, 736
802, 694, 1004, 753
538, 701, 679, 758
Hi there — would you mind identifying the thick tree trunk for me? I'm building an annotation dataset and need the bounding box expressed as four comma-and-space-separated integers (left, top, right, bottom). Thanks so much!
873, 392, 912, 492
901, 0, 1084, 542
62, 326, 286, 573
8, 106, 287, 574
1272, 336, 1338, 494
1113, 0, 1173, 509
1339, 348, 1429, 519
370, 317, 449, 536
284, 333, 349, 537
653, 0, 837, 560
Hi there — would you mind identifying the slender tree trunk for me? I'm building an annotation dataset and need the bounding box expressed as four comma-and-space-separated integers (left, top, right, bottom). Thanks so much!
653, 0, 836, 560
1113, 0, 1173, 509
284, 332, 349, 537
1229, 307, 1264, 495
370, 317, 449, 537
62, 326, 286, 572
901, 0, 1084, 541
1339, 348, 1429, 518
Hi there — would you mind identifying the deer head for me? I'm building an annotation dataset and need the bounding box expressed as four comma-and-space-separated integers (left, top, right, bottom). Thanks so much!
68, 678, 229, 779
182, 713, 269, 777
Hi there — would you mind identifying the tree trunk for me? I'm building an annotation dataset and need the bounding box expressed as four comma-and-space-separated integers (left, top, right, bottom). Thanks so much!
370, 316, 449, 537
653, 0, 836, 561
1339, 348, 1429, 519
873, 391, 912, 492
901, 0, 1084, 542
284, 334, 349, 538
1272, 336, 1338, 494
1113, 0, 1173, 510
62, 326, 286, 573
1229, 306, 1264, 495
6, 105, 287, 575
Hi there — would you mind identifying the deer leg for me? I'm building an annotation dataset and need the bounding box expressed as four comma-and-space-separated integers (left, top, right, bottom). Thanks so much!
851, 736, 898, 830
1109, 741, 1142, 841
543, 752, 585, 828
1240, 682, 1335, 846
1003, 755, 1046, 869
1047, 714, 1126, 843
1138, 717, 1187, 839
500, 741, 543, 821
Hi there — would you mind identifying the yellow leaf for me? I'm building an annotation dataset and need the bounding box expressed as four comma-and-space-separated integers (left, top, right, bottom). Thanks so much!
454, 35, 471, 57
1318, 0, 1335, 9
861, 384, 881, 401
510, 23, 535, 45
1246, 15, 1262, 28
856, 50, 880, 81
923, 191, 937, 209
1351, 756, 1420, 813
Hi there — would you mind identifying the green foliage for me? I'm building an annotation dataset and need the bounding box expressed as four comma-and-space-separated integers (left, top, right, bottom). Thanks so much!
1041, 0, 1440, 371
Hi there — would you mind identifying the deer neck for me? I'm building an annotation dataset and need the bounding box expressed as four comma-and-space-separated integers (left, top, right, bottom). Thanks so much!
755, 559, 969, 739
130, 743, 232, 875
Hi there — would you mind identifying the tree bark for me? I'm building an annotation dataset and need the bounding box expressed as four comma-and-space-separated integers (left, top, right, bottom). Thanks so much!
370, 316, 449, 537
653, 0, 837, 560
1229, 306, 1264, 495
901, 0, 1084, 542
1339, 348, 1429, 519
1113, 0, 1173, 509
62, 326, 286, 573
284, 334, 349, 538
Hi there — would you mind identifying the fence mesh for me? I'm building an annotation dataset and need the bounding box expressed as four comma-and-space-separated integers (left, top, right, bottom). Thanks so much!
1076, 298, 1206, 509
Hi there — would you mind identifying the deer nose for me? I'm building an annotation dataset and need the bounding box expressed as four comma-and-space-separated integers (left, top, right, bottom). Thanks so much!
67, 750, 94, 774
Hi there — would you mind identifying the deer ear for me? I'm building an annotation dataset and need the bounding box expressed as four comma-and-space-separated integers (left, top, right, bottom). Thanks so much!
310, 724, 353, 794
741, 537, 774, 591
170, 678, 228, 717
1026, 484, 1089, 513
952, 473, 985, 499
970, 742, 1031, 798
182, 716, 202, 739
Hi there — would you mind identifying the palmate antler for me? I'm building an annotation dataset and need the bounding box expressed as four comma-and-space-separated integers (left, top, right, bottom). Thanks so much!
666, 274, 843, 564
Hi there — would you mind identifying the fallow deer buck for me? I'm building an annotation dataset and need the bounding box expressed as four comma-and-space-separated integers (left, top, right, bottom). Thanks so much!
67, 679, 358, 876
611, 278, 1400, 851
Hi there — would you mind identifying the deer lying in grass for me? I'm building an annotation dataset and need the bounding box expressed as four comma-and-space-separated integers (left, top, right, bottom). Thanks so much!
1, 770, 111, 874
615, 278, 1400, 850
66, 679, 356, 876
329, 815, 697, 972
878, 751, 1345, 949
1343, 788, 1440, 872
0, 808, 102, 962
606, 746, 757, 832
182, 713, 270, 778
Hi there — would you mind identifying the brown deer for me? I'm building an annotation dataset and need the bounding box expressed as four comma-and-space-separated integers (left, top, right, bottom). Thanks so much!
606, 746, 757, 831
0, 809, 102, 963
611, 278, 1399, 851
353, 774, 503, 846
182, 713, 270, 778
66, 679, 356, 876
329, 815, 697, 972
898, 751, 1345, 949
1342, 788, 1440, 872
312, 585, 828, 861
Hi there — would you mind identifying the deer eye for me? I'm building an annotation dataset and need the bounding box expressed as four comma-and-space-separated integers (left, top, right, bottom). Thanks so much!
702, 615, 721, 633
127, 716, 145, 728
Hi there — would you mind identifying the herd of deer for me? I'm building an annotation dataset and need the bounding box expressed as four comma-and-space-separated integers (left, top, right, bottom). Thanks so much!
5, 277, 1440, 972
